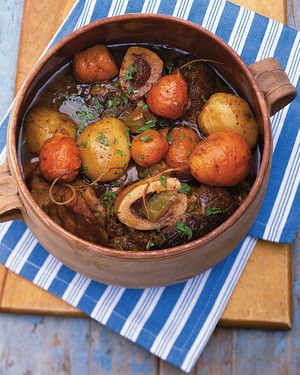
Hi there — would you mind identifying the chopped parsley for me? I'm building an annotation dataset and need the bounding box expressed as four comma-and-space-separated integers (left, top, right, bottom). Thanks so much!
166, 62, 175, 74
140, 135, 152, 142
107, 97, 122, 108
185, 62, 196, 71
155, 226, 161, 233
139, 172, 147, 179
207, 207, 223, 216
78, 140, 87, 148
127, 86, 134, 94
139, 154, 145, 161
115, 149, 126, 157
201, 94, 207, 103
178, 183, 191, 195
97, 132, 110, 146
176, 222, 193, 240
91, 97, 103, 110
179, 132, 185, 140
166, 134, 173, 145
124, 65, 138, 81
121, 93, 129, 106
22, 136, 27, 145
146, 239, 155, 249
111, 81, 120, 87
138, 119, 157, 133
125, 128, 132, 148
101, 190, 117, 216
141, 103, 148, 111
160, 175, 167, 187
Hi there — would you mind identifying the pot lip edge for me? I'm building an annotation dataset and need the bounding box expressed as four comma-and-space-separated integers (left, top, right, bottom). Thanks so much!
7, 13, 272, 260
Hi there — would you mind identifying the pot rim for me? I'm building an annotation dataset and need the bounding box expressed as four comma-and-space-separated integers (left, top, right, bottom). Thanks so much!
8, 13, 271, 260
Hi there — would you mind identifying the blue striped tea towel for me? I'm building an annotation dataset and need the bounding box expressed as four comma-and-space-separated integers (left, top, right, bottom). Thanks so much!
0, 0, 299, 372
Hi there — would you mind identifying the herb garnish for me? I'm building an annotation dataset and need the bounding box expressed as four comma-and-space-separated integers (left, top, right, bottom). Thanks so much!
139, 172, 147, 179
107, 98, 122, 108
160, 175, 167, 187
78, 140, 88, 148
179, 133, 185, 140
116, 149, 126, 157
138, 119, 157, 133
166, 62, 175, 74
127, 86, 134, 94
91, 97, 103, 110
139, 154, 145, 161
101, 190, 117, 216
207, 207, 223, 216
124, 65, 138, 81
166, 134, 173, 145
178, 183, 191, 194
141, 103, 148, 111
121, 93, 129, 106
201, 94, 207, 102
125, 128, 132, 148
140, 135, 152, 142
97, 132, 110, 146
146, 239, 155, 249
176, 222, 193, 240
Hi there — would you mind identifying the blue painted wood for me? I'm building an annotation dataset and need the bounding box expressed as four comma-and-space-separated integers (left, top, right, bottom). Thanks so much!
0, 0, 24, 119
0, 1, 299, 374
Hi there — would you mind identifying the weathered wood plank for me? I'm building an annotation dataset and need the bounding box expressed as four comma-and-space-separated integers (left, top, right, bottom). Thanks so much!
0, 0, 24, 117
1, 270, 84, 316
221, 240, 292, 329
0, 313, 159, 375
0, 265, 7, 303
159, 360, 196, 375
230, 0, 285, 22
287, 0, 300, 28
14, 0, 75, 93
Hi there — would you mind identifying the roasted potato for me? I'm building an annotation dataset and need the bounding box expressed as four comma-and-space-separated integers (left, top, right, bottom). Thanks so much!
198, 93, 258, 148
189, 131, 251, 186
73, 44, 118, 83
164, 127, 200, 178
146, 73, 188, 119
131, 129, 169, 166
77, 118, 131, 182
24, 106, 77, 154
39, 133, 81, 182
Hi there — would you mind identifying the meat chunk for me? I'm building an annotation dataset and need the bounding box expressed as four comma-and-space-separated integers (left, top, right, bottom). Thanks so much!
182, 63, 218, 124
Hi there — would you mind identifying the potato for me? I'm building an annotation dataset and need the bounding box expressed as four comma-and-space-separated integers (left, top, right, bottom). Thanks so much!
73, 44, 118, 83
39, 133, 81, 182
198, 93, 258, 148
189, 131, 251, 186
164, 128, 200, 178
24, 106, 77, 154
77, 118, 131, 182
131, 130, 169, 166
146, 73, 188, 119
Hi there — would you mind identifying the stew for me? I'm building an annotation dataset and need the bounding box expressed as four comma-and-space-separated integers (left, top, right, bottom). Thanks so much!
20, 43, 258, 251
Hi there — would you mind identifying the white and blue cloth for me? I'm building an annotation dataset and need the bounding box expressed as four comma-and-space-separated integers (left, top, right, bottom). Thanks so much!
0, 0, 299, 372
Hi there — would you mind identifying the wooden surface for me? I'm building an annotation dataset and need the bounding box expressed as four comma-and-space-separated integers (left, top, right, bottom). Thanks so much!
0, 0, 293, 329
0, 0, 299, 374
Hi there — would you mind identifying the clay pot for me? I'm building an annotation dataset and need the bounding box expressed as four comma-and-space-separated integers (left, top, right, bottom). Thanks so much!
0, 15, 296, 287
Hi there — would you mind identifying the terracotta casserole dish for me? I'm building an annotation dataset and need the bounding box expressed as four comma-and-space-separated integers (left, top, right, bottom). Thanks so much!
0, 14, 296, 288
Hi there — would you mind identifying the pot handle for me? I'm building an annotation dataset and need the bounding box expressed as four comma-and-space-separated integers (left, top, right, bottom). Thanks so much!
0, 159, 24, 223
249, 57, 297, 116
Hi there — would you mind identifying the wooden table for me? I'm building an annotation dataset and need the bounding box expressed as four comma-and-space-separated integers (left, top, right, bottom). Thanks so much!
0, 1, 299, 374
